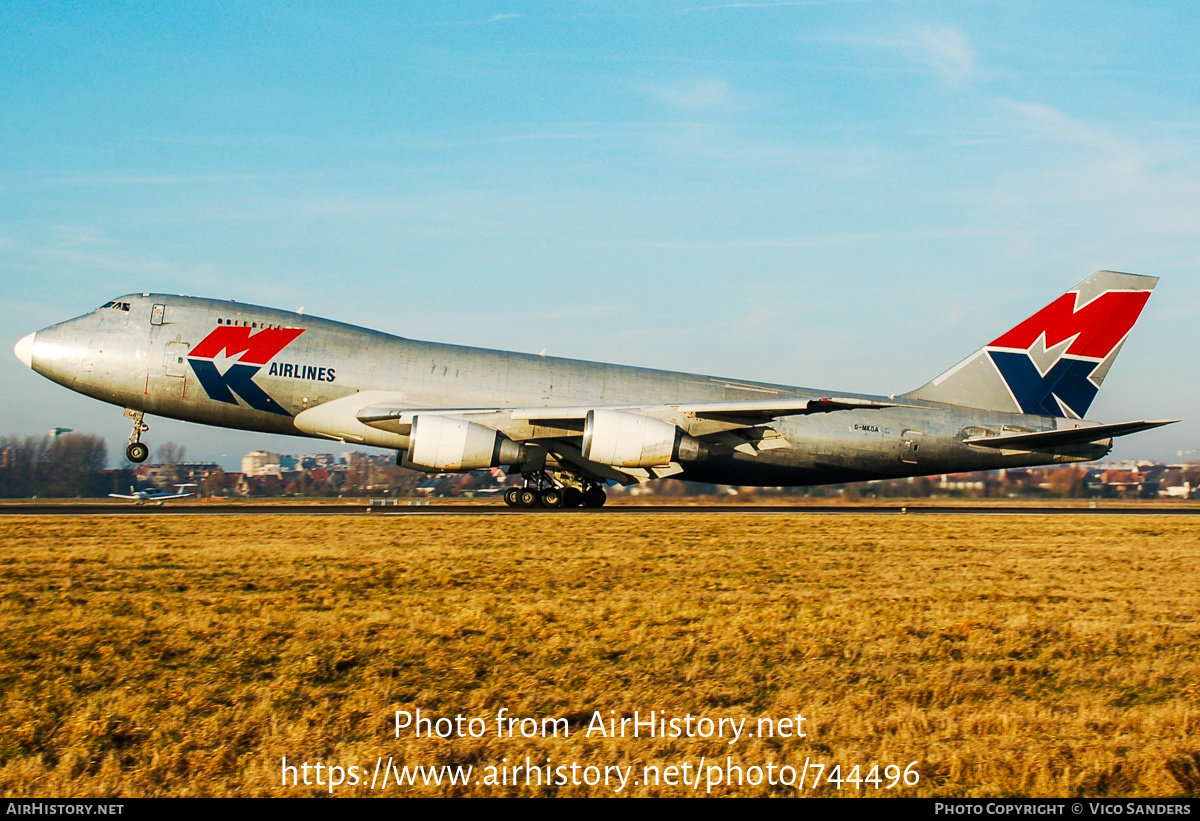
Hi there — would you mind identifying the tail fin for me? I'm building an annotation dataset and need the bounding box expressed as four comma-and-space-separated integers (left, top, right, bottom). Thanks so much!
903, 270, 1158, 418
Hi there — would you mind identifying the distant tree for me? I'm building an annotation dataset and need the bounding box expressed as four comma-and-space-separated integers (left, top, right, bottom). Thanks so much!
203, 469, 227, 497
155, 441, 187, 483
383, 465, 422, 497
109, 467, 138, 495
45, 434, 107, 496
0, 436, 34, 496
910, 476, 933, 497
287, 471, 319, 496
0, 433, 109, 497
1047, 467, 1085, 498
156, 441, 186, 465
655, 479, 689, 497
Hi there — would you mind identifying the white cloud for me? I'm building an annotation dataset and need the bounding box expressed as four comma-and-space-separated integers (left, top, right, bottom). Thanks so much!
998, 100, 1154, 190
682, 0, 869, 12
1000, 100, 1130, 155
831, 24, 977, 86
647, 78, 733, 110
984, 100, 1200, 265
51, 225, 115, 249
909, 24, 975, 86
51, 173, 260, 187
430, 13, 525, 27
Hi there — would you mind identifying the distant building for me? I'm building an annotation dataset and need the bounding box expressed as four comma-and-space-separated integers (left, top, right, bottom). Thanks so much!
178, 462, 222, 483
935, 473, 986, 492
242, 451, 281, 477
131, 461, 222, 490
1083, 462, 1177, 498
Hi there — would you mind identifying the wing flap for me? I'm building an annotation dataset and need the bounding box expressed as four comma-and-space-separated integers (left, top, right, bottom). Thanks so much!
359, 396, 920, 435
356, 406, 501, 428
676, 396, 917, 424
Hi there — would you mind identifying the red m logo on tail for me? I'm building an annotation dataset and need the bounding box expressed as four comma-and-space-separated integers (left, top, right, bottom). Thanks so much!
989, 290, 1151, 360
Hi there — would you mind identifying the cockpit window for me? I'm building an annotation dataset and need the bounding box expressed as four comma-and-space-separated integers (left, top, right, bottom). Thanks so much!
99, 301, 131, 311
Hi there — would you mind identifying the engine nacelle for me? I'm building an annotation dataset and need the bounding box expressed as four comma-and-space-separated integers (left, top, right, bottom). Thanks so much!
582, 409, 708, 467
408, 415, 527, 471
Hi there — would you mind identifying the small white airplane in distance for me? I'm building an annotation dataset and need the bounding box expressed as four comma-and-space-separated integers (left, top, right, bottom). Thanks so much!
108, 483, 197, 505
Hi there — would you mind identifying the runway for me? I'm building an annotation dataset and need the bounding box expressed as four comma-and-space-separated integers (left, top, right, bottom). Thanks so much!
2, 503, 1197, 516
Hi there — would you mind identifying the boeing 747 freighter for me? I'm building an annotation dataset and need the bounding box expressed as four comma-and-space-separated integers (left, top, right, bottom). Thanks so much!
14, 270, 1174, 507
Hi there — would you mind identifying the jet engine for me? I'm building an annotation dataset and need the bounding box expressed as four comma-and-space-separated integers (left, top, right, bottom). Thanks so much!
582, 409, 708, 467
408, 415, 527, 471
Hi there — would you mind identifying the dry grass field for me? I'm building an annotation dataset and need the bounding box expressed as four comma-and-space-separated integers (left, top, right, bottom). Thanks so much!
1, 512, 1198, 797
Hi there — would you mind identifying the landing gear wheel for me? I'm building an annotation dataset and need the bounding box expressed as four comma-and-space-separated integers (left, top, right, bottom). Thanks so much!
582, 488, 607, 508
124, 409, 150, 464
518, 489, 540, 508
504, 487, 522, 507
561, 487, 584, 508
540, 489, 563, 508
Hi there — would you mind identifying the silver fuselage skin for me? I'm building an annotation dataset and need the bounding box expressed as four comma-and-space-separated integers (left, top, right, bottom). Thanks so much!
23, 293, 1104, 485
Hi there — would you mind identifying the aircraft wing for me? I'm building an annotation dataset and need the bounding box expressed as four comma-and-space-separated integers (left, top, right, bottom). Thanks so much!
108, 493, 141, 500
962, 419, 1177, 450
162, 484, 197, 500
353, 396, 923, 484
357, 396, 918, 437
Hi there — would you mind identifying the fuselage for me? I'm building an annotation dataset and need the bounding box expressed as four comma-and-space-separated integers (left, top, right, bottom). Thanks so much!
20, 293, 1106, 486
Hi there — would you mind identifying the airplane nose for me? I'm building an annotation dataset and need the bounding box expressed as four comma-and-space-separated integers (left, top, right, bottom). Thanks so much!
14, 332, 35, 369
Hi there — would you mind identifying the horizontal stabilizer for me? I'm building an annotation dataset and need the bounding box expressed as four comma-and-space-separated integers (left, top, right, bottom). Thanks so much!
963, 419, 1176, 450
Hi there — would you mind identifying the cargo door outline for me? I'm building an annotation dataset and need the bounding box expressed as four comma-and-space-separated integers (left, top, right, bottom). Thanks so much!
900, 429, 924, 464
162, 339, 191, 400
164, 341, 190, 378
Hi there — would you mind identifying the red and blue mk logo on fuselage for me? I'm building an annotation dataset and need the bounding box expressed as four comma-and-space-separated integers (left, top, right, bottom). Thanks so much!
188, 326, 305, 416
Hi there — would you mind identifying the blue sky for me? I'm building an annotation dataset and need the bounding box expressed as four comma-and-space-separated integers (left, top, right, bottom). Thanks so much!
3, 1, 1198, 467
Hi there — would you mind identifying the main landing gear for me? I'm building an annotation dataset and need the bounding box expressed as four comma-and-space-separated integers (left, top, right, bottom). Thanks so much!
502, 471, 607, 509
124, 409, 150, 463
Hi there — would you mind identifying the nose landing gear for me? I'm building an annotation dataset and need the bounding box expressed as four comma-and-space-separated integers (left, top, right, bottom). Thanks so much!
124, 409, 150, 463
